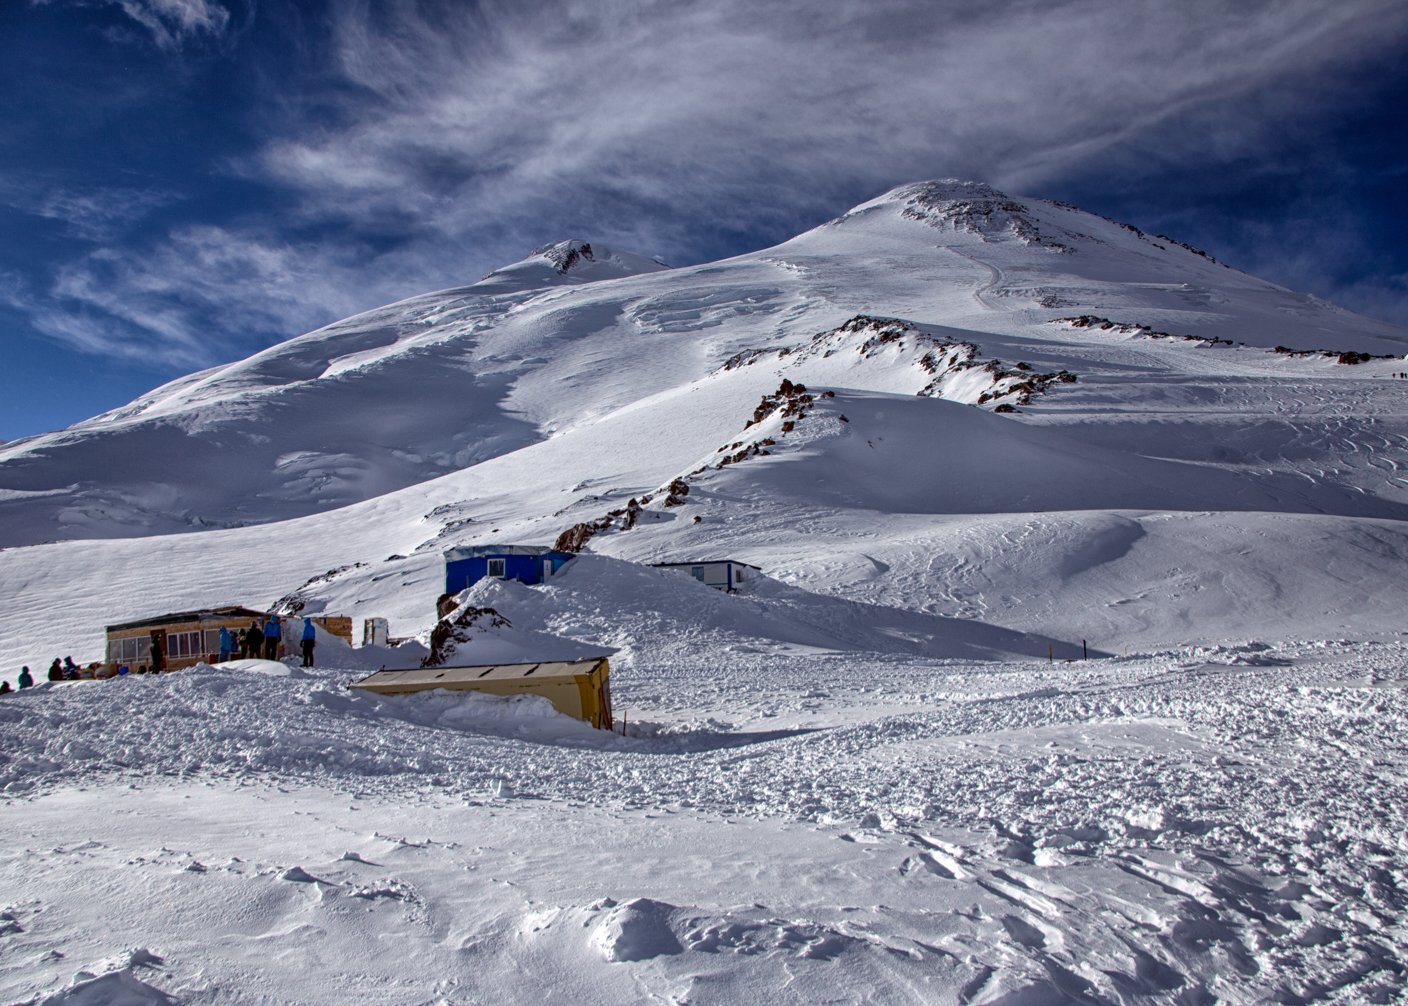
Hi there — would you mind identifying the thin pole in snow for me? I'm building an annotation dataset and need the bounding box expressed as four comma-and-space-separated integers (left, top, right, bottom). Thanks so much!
1083, 639, 1088, 661
1048, 643, 1053, 664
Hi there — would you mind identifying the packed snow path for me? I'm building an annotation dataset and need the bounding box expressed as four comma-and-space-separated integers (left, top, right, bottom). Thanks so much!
1, 640, 1404, 1003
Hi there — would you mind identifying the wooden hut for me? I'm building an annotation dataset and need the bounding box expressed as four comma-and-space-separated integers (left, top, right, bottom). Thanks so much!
104, 608, 356, 673
104, 606, 266, 673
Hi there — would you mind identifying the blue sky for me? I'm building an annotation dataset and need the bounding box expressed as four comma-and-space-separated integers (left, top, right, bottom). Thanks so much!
3, 0, 1407, 441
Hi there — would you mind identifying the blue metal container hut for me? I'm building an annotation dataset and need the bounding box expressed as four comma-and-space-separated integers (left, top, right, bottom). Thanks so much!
443, 545, 575, 595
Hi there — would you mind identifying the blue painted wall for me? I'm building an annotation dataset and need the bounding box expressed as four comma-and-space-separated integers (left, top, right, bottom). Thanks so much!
444, 552, 573, 594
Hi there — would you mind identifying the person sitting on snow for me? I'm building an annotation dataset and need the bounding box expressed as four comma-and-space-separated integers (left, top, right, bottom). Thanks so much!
17, 666, 34, 688
47, 659, 63, 681
0, 680, 11, 695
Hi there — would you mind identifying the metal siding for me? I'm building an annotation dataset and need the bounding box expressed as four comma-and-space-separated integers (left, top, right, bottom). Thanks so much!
505, 554, 541, 584
444, 557, 488, 594
446, 553, 554, 591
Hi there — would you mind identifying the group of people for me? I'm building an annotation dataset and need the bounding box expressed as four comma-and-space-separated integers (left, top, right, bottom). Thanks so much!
0, 656, 99, 694
49, 656, 86, 680
215, 616, 318, 668
1, 614, 321, 693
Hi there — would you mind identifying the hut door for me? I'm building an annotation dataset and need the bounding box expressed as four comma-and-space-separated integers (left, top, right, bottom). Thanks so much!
149, 628, 168, 672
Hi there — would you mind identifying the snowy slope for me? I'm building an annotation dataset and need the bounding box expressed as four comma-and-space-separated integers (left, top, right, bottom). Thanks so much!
2, 639, 1405, 1004
3, 181, 1408, 1004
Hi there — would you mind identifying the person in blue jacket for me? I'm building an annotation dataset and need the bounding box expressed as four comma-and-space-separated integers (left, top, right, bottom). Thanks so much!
218, 626, 233, 663
300, 618, 317, 668
17, 666, 34, 688
262, 615, 281, 660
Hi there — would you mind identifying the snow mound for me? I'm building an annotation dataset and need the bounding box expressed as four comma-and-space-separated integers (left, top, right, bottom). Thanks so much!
461, 553, 1077, 662
589, 898, 685, 962
38, 949, 174, 1006
213, 658, 299, 678
426, 581, 617, 666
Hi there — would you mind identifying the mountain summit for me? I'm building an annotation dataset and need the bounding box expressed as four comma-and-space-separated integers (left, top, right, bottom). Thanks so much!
476, 239, 671, 292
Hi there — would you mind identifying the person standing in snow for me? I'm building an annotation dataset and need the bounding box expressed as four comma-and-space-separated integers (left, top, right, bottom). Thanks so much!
245, 621, 263, 661
237, 627, 248, 659
262, 615, 281, 660
300, 618, 316, 668
17, 666, 33, 688
219, 626, 233, 663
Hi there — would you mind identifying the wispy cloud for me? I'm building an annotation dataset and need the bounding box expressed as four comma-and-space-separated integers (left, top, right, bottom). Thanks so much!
18, 0, 1408, 368
22, 186, 174, 241
10, 226, 425, 368
260, 0, 1408, 259
35, 0, 233, 50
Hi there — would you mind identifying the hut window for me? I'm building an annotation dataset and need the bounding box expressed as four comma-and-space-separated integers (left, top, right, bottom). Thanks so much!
108, 636, 142, 663
690, 565, 705, 581
734, 567, 745, 582
488, 558, 506, 578
166, 630, 203, 659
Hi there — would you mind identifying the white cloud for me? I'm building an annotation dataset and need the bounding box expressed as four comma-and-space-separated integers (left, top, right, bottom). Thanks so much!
16, 226, 428, 368
27, 187, 174, 241
258, 0, 1408, 263
35, 0, 232, 50
20, 0, 1408, 365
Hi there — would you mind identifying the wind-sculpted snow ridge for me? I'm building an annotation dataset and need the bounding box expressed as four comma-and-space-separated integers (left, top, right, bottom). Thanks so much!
551, 378, 827, 553
725, 314, 1078, 410
1053, 314, 1239, 347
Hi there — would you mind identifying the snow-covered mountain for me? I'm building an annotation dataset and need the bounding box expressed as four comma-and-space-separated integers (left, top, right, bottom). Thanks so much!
4, 181, 1408, 1004
3, 181, 1403, 548
3, 179, 1408, 668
